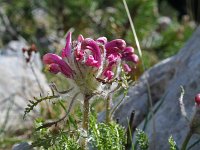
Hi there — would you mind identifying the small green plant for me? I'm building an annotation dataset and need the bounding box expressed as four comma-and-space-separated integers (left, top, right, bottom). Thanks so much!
89, 116, 126, 150
30, 115, 126, 150
135, 129, 149, 150
168, 136, 178, 150
32, 119, 81, 150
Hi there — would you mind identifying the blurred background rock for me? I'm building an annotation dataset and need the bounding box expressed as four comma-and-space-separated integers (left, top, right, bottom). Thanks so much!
0, 0, 196, 69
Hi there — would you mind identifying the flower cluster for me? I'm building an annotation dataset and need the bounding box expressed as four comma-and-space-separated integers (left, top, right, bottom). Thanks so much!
43, 32, 139, 95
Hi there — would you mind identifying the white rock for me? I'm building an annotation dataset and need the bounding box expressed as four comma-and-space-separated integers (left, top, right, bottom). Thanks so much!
0, 41, 50, 130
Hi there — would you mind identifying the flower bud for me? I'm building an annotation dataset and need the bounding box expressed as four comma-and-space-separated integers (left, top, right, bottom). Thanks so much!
62, 32, 72, 58
123, 47, 134, 53
195, 93, 200, 106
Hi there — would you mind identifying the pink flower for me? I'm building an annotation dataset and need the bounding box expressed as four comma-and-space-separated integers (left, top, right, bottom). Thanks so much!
103, 68, 114, 80
123, 46, 134, 53
81, 38, 102, 68
85, 55, 98, 67
121, 47, 139, 65
122, 53, 139, 64
43, 53, 74, 78
104, 39, 139, 74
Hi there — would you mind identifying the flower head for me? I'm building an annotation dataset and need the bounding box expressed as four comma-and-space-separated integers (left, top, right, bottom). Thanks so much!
43, 32, 139, 95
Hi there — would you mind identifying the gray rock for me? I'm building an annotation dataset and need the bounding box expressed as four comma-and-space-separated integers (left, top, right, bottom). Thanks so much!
114, 27, 200, 149
0, 41, 50, 131
12, 142, 32, 150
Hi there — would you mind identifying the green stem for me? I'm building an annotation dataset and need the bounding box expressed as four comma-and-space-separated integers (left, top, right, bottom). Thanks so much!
106, 94, 112, 123
181, 131, 193, 150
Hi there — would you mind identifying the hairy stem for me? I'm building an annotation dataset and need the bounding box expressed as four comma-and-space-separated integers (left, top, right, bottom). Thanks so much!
81, 94, 91, 149
83, 96, 90, 131
106, 94, 112, 123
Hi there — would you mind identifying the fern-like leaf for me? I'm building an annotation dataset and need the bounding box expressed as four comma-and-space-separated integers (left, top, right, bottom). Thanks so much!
23, 94, 59, 119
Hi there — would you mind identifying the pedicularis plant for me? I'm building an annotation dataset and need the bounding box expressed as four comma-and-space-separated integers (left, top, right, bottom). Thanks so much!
25, 32, 139, 149
25, 32, 200, 150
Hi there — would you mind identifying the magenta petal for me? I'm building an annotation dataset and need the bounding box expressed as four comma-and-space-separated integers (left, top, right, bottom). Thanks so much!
107, 53, 119, 63
85, 55, 98, 67
59, 61, 74, 78
123, 63, 131, 72
81, 39, 101, 67
105, 39, 126, 51
106, 47, 120, 55
62, 32, 72, 58
43, 53, 74, 78
43, 53, 62, 64
103, 70, 114, 80
96, 37, 107, 45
